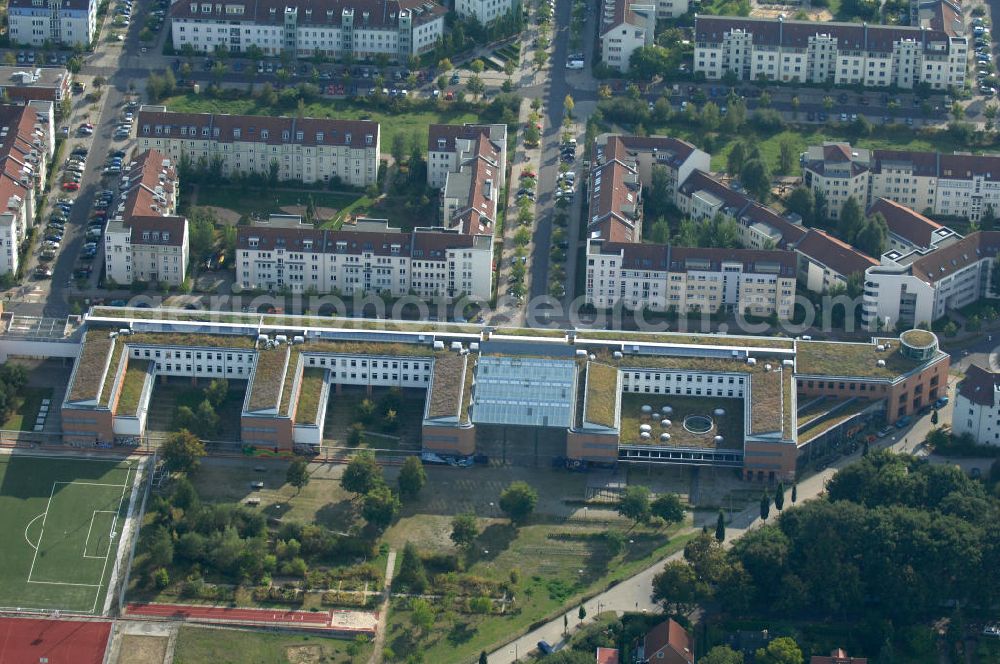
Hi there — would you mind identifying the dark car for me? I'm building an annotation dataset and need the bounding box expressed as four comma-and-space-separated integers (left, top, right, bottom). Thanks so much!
537, 641, 555, 655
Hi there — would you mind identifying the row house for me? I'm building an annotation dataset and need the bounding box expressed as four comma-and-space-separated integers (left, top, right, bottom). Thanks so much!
137, 106, 379, 188
236, 218, 493, 300
694, 15, 966, 90
169, 0, 445, 60
585, 239, 796, 318
104, 149, 190, 286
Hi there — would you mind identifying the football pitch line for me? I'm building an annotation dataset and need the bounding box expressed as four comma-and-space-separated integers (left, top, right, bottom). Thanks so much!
21, 464, 133, 614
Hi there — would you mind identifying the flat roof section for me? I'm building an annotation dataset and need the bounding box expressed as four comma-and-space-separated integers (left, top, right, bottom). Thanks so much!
796, 338, 935, 380
471, 356, 577, 428
66, 330, 114, 403
426, 353, 468, 419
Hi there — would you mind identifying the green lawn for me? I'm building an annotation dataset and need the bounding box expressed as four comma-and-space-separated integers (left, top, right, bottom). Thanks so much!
161, 94, 482, 157
182, 185, 361, 223
2, 387, 53, 431
0, 455, 135, 612
173, 626, 370, 664
384, 525, 697, 663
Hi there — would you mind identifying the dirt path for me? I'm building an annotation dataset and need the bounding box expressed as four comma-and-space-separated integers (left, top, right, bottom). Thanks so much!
367, 548, 397, 664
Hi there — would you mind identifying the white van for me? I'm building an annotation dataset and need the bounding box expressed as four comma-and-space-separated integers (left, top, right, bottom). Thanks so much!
566, 59, 584, 70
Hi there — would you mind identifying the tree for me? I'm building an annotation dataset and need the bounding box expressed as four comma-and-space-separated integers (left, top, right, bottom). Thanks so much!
651, 560, 704, 615
741, 158, 771, 202
618, 485, 652, 525
578, 604, 586, 620
760, 491, 771, 521
161, 429, 206, 473
341, 451, 381, 495
204, 378, 229, 408
778, 138, 796, 175
470, 59, 485, 74
785, 187, 814, 224
410, 597, 434, 634
651, 493, 686, 525
195, 399, 219, 439
628, 45, 672, 81
362, 483, 400, 531
145, 526, 174, 568
499, 481, 538, 524
855, 212, 889, 256
450, 513, 479, 550
756, 637, 803, 664
391, 133, 407, 165
837, 196, 864, 243
466, 74, 485, 98
286, 458, 310, 492
791, 483, 797, 504
479, 652, 488, 664
727, 142, 747, 177
564, 94, 575, 117
716, 510, 726, 542
931, 408, 939, 425
153, 567, 170, 589
438, 57, 453, 71
701, 646, 745, 664
774, 481, 786, 512
396, 542, 428, 592
645, 165, 673, 220
397, 456, 426, 501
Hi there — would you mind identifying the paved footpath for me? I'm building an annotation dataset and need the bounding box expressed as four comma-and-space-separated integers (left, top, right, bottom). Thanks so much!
368, 548, 397, 664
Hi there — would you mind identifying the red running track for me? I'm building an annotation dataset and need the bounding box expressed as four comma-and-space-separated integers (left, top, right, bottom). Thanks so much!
0, 617, 111, 664
127, 602, 331, 626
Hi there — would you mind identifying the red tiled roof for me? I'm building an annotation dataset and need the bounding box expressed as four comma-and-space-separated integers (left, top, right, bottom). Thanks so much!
642, 619, 693, 664
427, 123, 493, 153
794, 228, 879, 277
588, 158, 640, 242
604, 135, 700, 169
957, 363, 999, 407
596, 647, 620, 664
909, 231, 1000, 282
127, 215, 186, 246
867, 198, 942, 248
810, 648, 869, 664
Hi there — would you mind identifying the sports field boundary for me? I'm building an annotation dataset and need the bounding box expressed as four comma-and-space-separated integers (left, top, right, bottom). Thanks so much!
125, 602, 379, 636
104, 456, 146, 616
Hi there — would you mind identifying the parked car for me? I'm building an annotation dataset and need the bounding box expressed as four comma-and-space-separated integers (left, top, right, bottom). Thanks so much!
895, 415, 912, 429
33, 266, 53, 279
934, 396, 949, 408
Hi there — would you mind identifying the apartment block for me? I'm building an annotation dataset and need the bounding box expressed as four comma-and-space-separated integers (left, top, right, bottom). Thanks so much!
437, 128, 505, 237
803, 142, 1000, 222
427, 123, 507, 190
137, 106, 379, 188
593, 134, 709, 194
104, 150, 189, 287
236, 218, 493, 299
694, 15, 967, 89
862, 231, 1000, 329
0, 102, 54, 277
585, 239, 796, 317
0, 66, 72, 104
954, 363, 1000, 446
455, 0, 517, 24
8, 0, 97, 47
169, 0, 445, 60
599, 0, 654, 72
676, 169, 878, 293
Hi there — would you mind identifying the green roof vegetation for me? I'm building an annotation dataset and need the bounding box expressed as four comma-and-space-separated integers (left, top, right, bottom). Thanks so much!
460, 357, 475, 425
900, 329, 936, 348
749, 369, 783, 435
796, 339, 932, 380
427, 354, 467, 419
99, 340, 126, 408
67, 331, 114, 403
492, 327, 566, 338
585, 362, 619, 428
306, 340, 437, 357
128, 332, 257, 349
783, 369, 794, 439
797, 397, 848, 430
797, 398, 871, 443
577, 329, 795, 350
294, 368, 326, 425
279, 350, 303, 417
116, 360, 151, 416
620, 393, 744, 449
247, 345, 290, 413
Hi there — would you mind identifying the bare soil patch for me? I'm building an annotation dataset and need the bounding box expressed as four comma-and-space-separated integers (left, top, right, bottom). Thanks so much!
116, 635, 168, 664
286, 644, 323, 663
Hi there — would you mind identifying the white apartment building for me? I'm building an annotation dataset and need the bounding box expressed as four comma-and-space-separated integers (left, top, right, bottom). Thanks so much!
585, 239, 797, 317
599, 0, 654, 73
236, 218, 493, 300
137, 106, 379, 187
169, 0, 444, 60
104, 150, 190, 287
455, 0, 516, 24
954, 364, 1000, 446
593, 134, 709, 194
694, 15, 966, 90
862, 231, 1000, 329
804, 142, 1000, 222
427, 124, 507, 190
8, 0, 97, 47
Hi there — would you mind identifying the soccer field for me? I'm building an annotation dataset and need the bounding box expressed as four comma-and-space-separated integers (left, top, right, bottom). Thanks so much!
0, 454, 137, 613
